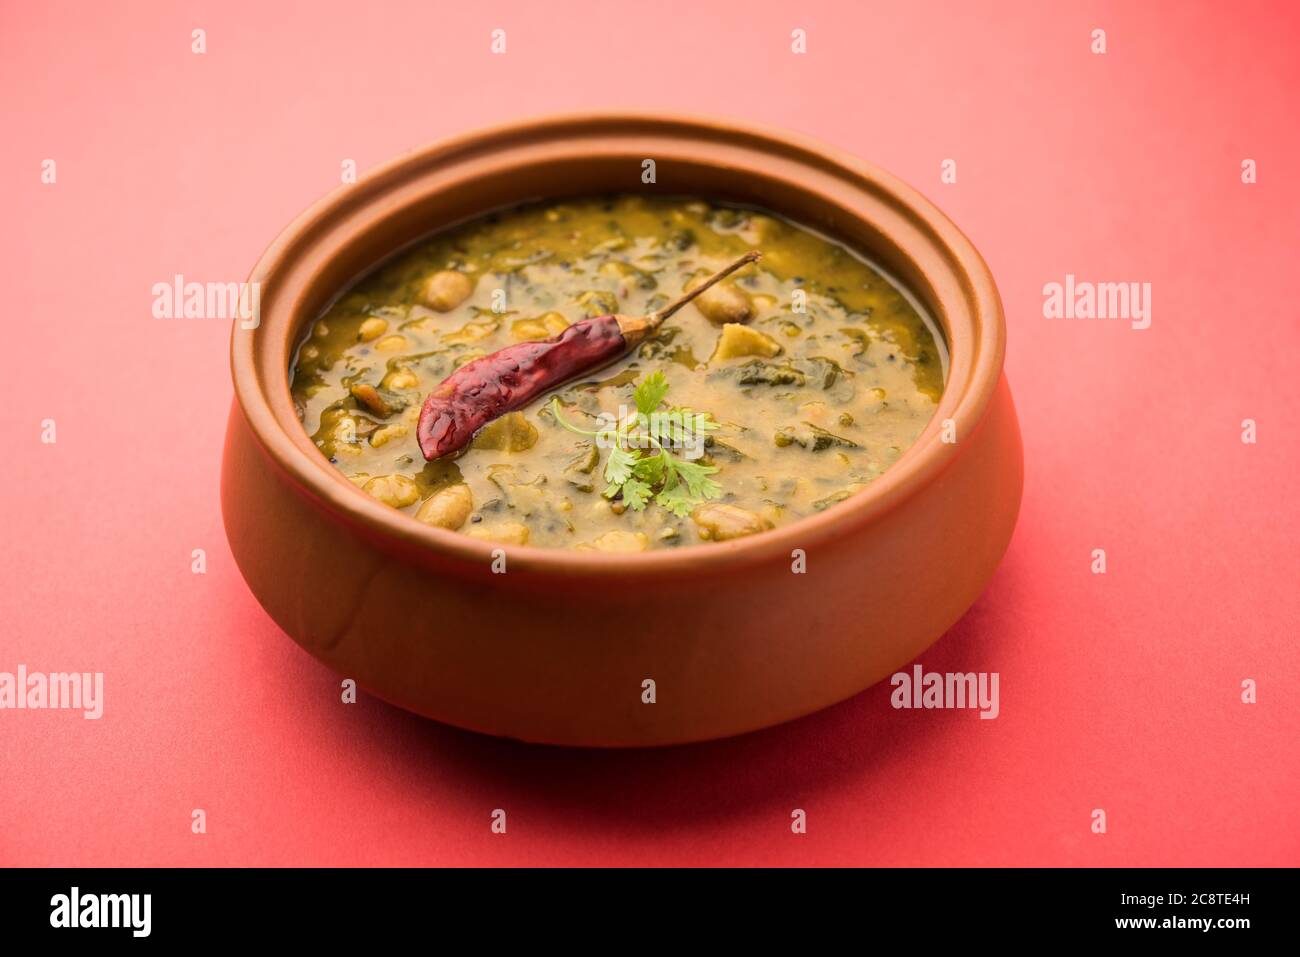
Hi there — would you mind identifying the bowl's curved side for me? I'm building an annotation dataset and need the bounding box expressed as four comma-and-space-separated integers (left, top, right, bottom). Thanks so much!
220, 374, 1021, 746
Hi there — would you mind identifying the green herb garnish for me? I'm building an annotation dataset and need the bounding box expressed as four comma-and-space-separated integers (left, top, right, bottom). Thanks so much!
549, 371, 722, 517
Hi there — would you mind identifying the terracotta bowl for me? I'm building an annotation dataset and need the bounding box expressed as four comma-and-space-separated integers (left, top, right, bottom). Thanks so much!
221, 112, 1022, 747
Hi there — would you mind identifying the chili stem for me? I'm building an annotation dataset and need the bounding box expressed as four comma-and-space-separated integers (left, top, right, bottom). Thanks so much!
648, 250, 762, 326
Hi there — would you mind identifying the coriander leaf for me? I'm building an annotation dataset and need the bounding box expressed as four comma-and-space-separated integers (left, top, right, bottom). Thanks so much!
633, 370, 671, 416
654, 480, 698, 517
669, 457, 721, 500
619, 478, 652, 511
573, 372, 730, 520
603, 445, 637, 486
632, 452, 667, 486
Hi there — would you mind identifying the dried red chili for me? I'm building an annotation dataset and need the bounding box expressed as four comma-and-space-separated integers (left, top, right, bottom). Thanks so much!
417, 251, 760, 460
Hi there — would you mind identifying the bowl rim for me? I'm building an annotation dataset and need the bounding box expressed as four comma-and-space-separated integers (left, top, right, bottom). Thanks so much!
231, 110, 1005, 578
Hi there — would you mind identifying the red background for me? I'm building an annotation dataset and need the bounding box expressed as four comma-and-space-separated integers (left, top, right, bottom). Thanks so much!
2, 0, 1296, 866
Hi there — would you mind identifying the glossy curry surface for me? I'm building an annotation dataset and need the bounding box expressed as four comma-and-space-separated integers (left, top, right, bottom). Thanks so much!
289, 195, 947, 551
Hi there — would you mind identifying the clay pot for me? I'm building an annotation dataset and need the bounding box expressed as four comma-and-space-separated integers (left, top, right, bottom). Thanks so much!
221, 113, 1022, 746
